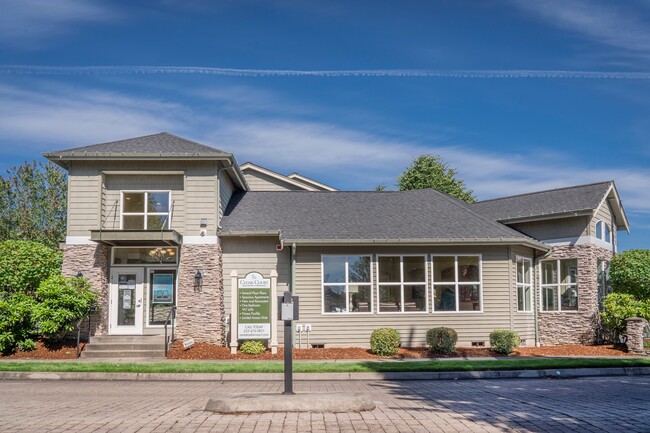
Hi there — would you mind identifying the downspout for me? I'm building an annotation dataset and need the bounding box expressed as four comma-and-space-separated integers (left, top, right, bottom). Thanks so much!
290, 243, 297, 348
216, 161, 233, 231
533, 251, 540, 347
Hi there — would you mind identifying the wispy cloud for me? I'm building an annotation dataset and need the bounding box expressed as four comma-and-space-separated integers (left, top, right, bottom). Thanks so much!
2, 65, 650, 79
0, 0, 117, 48
510, 0, 650, 59
1, 79, 648, 215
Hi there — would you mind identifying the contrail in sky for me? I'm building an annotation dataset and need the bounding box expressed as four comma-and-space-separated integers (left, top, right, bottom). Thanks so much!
1, 65, 650, 79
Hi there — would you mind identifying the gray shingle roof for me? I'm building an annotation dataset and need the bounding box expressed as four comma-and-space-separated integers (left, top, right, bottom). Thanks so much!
46, 132, 227, 157
220, 189, 547, 248
472, 181, 612, 222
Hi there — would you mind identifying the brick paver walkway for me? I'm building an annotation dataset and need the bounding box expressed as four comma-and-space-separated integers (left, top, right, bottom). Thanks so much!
1, 376, 649, 432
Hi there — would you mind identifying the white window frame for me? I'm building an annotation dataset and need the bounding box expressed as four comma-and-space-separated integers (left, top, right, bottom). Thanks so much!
595, 220, 611, 243
111, 246, 179, 266
540, 259, 579, 312
120, 190, 172, 230
376, 254, 428, 314
431, 254, 483, 313
321, 255, 373, 315
516, 256, 533, 313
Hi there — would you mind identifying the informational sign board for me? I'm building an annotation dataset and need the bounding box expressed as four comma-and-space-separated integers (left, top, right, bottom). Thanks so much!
237, 272, 271, 339
152, 273, 174, 303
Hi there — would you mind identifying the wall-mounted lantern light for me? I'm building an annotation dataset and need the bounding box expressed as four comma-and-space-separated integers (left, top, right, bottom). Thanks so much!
76, 271, 84, 278
194, 270, 203, 291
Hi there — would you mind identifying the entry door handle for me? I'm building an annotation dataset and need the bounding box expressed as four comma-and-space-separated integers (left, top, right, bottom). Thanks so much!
136, 298, 142, 308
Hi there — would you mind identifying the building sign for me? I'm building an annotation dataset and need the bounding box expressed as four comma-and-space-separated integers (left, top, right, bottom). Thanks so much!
237, 272, 271, 339
152, 273, 174, 303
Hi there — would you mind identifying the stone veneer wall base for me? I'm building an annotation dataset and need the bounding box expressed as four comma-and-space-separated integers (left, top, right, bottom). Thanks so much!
538, 244, 613, 346
176, 244, 225, 345
61, 244, 110, 336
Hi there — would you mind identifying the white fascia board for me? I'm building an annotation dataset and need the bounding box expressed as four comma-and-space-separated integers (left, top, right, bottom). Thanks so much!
240, 163, 318, 191
287, 173, 338, 191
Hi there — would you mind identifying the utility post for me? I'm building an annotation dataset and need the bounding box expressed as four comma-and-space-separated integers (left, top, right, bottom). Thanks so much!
279, 290, 299, 395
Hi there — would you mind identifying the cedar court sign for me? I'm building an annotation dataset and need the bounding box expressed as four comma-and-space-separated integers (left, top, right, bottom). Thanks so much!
237, 272, 271, 339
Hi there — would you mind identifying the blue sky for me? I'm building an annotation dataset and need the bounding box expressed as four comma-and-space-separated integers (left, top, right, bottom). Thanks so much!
0, 0, 649, 250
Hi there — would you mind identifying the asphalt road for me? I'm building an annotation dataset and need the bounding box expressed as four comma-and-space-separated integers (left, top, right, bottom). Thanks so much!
1, 376, 649, 432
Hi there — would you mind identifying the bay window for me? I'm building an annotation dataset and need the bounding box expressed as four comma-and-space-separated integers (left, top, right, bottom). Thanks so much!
541, 259, 578, 311
432, 255, 481, 312
516, 257, 532, 312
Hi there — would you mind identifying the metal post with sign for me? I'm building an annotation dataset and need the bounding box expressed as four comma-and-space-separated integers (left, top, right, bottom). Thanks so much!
278, 291, 299, 395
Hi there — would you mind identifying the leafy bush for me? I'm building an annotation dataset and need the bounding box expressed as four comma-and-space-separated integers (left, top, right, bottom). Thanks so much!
0, 292, 35, 353
600, 293, 650, 339
426, 327, 458, 355
0, 240, 62, 294
489, 329, 521, 355
370, 328, 401, 356
32, 275, 96, 340
240, 340, 266, 355
610, 250, 650, 300
17, 338, 36, 352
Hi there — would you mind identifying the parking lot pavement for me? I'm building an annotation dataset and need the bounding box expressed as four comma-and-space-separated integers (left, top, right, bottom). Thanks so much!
1, 376, 649, 432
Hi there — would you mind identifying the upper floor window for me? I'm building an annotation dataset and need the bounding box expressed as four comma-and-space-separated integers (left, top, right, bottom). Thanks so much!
377, 255, 427, 313
432, 255, 481, 312
322, 255, 372, 313
595, 220, 611, 243
541, 259, 578, 311
517, 257, 532, 312
121, 191, 170, 230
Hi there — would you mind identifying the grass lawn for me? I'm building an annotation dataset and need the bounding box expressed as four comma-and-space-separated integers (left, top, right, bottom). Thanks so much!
0, 358, 649, 374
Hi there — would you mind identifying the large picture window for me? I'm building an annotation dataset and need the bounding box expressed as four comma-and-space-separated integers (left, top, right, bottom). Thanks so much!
377, 255, 427, 313
541, 259, 578, 311
432, 255, 481, 312
121, 191, 171, 230
322, 255, 372, 313
517, 257, 532, 312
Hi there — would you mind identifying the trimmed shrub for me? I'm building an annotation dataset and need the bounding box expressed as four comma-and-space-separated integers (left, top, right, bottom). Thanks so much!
370, 328, 401, 356
426, 327, 458, 355
240, 340, 266, 355
0, 292, 35, 353
610, 250, 650, 300
490, 329, 521, 355
0, 240, 62, 294
600, 293, 650, 339
32, 275, 97, 340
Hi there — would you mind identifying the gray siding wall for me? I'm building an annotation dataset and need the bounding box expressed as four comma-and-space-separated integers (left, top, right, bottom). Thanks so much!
510, 216, 589, 241
290, 245, 535, 348
243, 170, 305, 191
219, 167, 235, 223
103, 174, 185, 231
67, 160, 220, 237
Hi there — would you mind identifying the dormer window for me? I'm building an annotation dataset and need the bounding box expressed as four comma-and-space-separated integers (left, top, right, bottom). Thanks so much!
121, 191, 171, 230
595, 220, 611, 243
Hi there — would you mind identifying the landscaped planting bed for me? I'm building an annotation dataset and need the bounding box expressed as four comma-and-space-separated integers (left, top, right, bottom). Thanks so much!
0, 339, 80, 360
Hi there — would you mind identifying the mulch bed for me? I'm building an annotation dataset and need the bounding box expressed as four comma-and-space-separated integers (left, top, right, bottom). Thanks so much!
167, 342, 634, 360
0, 339, 82, 360
0, 340, 632, 361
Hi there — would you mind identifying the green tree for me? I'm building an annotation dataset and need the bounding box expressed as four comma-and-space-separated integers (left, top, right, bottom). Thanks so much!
0, 240, 62, 294
610, 250, 650, 300
396, 154, 476, 202
0, 161, 67, 249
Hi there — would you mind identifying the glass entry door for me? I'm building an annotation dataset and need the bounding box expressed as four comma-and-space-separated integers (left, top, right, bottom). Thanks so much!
110, 268, 144, 335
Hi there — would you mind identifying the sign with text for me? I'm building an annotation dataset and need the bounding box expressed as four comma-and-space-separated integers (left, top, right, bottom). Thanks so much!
237, 272, 271, 339
152, 273, 174, 304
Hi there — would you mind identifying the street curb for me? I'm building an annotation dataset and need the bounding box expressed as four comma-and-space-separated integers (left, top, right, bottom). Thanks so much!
1, 367, 649, 381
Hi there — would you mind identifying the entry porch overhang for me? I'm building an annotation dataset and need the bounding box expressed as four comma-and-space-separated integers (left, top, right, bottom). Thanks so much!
90, 230, 183, 246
